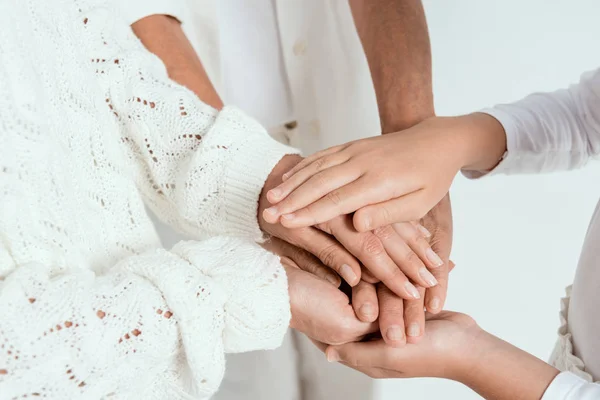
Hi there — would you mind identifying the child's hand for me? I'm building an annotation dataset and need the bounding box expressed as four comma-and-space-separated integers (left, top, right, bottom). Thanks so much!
263, 114, 505, 232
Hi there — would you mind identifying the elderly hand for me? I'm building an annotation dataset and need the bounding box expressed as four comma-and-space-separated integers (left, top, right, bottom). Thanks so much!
261, 156, 444, 305
281, 259, 377, 345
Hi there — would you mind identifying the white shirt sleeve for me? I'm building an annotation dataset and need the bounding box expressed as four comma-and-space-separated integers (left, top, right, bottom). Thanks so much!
117, 0, 190, 26
542, 372, 600, 400
476, 68, 600, 176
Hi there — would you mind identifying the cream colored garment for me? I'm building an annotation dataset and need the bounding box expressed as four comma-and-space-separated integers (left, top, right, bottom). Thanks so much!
120, 1, 381, 399
0, 0, 299, 398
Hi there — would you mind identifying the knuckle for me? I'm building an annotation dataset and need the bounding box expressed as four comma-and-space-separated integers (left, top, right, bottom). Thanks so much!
361, 235, 385, 257
316, 244, 340, 267
325, 190, 343, 206
403, 250, 421, 267
313, 157, 329, 172
373, 225, 395, 240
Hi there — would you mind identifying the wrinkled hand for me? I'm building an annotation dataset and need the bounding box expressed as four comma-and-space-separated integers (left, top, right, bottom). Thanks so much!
282, 260, 377, 345
263, 118, 462, 232
262, 236, 341, 287
261, 156, 444, 304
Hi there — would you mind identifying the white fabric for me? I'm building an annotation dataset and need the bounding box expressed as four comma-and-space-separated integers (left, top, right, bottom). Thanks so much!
120, 1, 379, 400
216, 0, 294, 128
0, 0, 300, 398
120, 1, 379, 399
478, 69, 600, 399
542, 372, 600, 400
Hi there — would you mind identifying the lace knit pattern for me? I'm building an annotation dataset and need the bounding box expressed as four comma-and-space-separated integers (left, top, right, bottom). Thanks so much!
0, 0, 298, 398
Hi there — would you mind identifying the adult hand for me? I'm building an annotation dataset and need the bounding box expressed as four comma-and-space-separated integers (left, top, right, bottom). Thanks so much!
420, 194, 453, 314
324, 311, 479, 379
323, 307, 561, 400
282, 260, 377, 345
261, 155, 444, 302
263, 117, 468, 231
262, 236, 341, 287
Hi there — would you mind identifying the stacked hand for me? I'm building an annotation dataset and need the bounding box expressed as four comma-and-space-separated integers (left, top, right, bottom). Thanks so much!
260, 153, 453, 346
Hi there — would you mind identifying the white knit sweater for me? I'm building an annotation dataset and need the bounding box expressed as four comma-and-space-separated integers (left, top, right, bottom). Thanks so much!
0, 0, 298, 398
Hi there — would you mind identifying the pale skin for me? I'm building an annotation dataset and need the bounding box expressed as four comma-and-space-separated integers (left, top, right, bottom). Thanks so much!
295, 113, 562, 398
131, 5, 446, 345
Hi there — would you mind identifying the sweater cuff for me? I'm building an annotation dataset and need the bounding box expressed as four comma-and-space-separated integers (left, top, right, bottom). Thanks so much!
213, 107, 301, 241
541, 372, 590, 400
118, 0, 189, 26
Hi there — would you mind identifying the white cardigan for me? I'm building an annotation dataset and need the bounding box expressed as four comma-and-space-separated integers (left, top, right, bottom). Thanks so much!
0, 0, 298, 398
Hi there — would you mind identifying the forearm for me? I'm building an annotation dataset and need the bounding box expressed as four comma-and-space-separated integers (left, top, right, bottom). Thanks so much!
459, 329, 559, 400
132, 15, 223, 108
349, 0, 434, 133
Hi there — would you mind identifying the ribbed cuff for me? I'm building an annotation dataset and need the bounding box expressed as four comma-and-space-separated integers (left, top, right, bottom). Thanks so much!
213, 107, 301, 241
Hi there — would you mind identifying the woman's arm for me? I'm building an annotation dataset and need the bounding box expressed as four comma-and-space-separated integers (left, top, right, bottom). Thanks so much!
78, 3, 299, 241
264, 68, 600, 231
325, 311, 600, 400
0, 238, 288, 399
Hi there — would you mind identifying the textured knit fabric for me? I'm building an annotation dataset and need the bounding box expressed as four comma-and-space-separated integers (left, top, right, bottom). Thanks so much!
0, 0, 299, 398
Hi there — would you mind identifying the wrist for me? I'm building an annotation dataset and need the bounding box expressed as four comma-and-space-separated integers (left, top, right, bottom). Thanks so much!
453, 113, 508, 172
455, 328, 560, 399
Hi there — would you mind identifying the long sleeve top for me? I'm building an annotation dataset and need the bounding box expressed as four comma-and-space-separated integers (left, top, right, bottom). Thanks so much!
0, 0, 299, 398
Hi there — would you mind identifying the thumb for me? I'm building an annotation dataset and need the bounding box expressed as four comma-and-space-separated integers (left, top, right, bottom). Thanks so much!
325, 340, 388, 367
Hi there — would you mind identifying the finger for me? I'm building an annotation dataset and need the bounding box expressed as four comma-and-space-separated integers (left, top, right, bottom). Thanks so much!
423, 221, 452, 314
268, 156, 354, 209
392, 222, 444, 269
281, 144, 348, 182
377, 284, 406, 348
374, 225, 438, 288
287, 247, 342, 287
404, 286, 426, 344
278, 177, 397, 229
326, 340, 389, 367
328, 217, 420, 300
353, 190, 436, 232
268, 165, 361, 223
266, 165, 365, 226
425, 262, 449, 314
285, 227, 362, 286
360, 266, 379, 284
351, 280, 379, 323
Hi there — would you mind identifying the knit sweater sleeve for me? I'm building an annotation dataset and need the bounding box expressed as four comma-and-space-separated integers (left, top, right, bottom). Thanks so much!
82, 1, 299, 242
0, 238, 290, 399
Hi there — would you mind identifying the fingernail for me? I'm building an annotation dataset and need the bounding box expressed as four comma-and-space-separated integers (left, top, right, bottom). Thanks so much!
426, 248, 444, 267
327, 349, 340, 363
268, 188, 282, 199
386, 325, 404, 341
325, 273, 340, 286
360, 303, 375, 318
417, 224, 431, 238
281, 213, 295, 220
407, 323, 421, 337
282, 172, 289, 181
419, 268, 438, 287
429, 296, 441, 311
404, 281, 420, 299
340, 264, 358, 285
